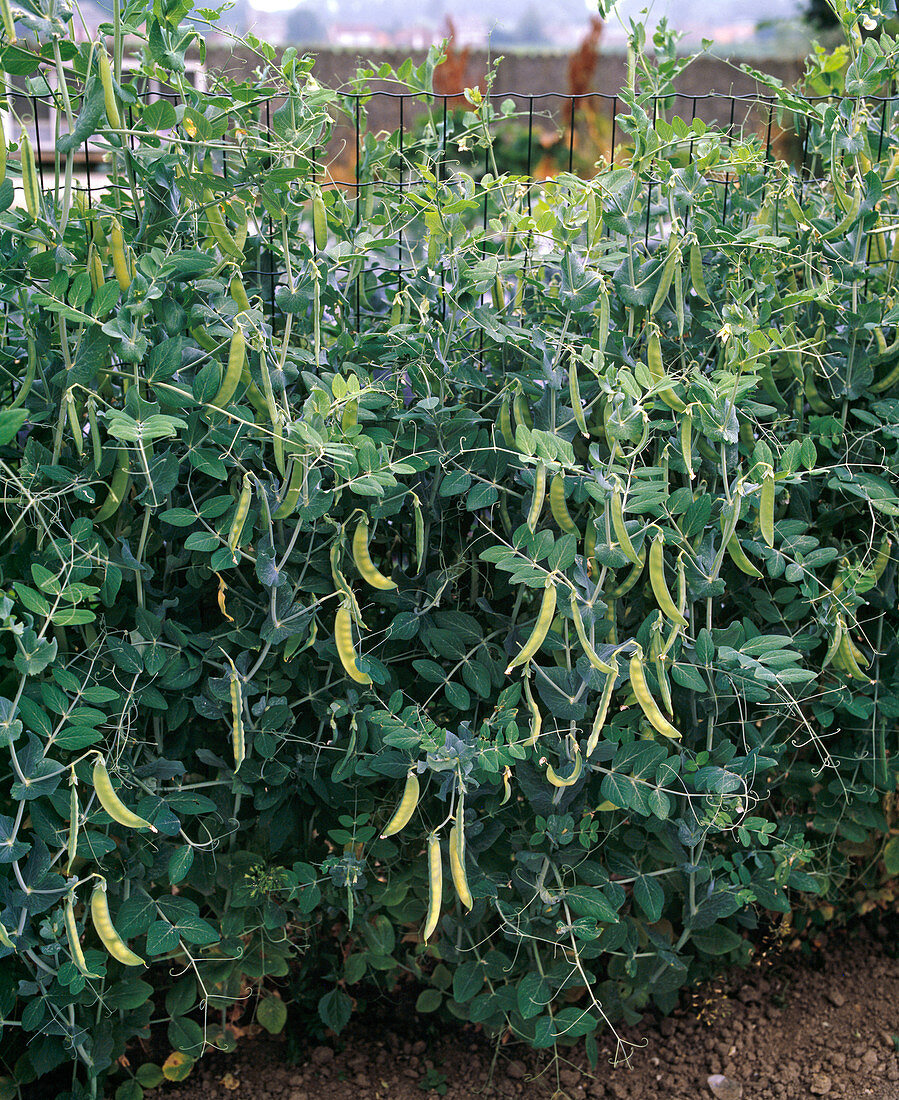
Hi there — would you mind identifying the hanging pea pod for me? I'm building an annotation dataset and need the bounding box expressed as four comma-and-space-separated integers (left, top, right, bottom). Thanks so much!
505, 579, 557, 674
628, 646, 681, 739
109, 217, 131, 291
649, 621, 673, 716
449, 803, 472, 910
650, 234, 680, 315
542, 738, 583, 787
688, 241, 710, 303
606, 551, 646, 598
411, 493, 425, 573
500, 765, 512, 805
820, 183, 861, 241
92, 753, 154, 831
311, 185, 328, 251
759, 466, 775, 548
586, 188, 600, 247
498, 394, 515, 449
568, 358, 589, 437
0, 923, 15, 949
0, 0, 16, 42
228, 474, 253, 559
569, 589, 614, 672
527, 462, 546, 533
230, 274, 251, 313
97, 44, 120, 129
272, 457, 305, 520
610, 483, 641, 566
549, 473, 579, 535
352, 519, 397, 590
334, 604, 372, 685
512, 387, 533, 432
648, 529, 688, 628
67, 769, 79, 874
65, 894, 99, 978
381, 768, 420, 838
20, 130, 40, 220
95, 449, 131, 524
647, 325, 686, 412
422, 833, 442, 941
680, 407, 694, 481
211, 327, 246, 410
521, 671, 542, 747
90, 880, 145, 966
596, 283, 610, 354
222, 654, 246, 770
586, 658, 618, 757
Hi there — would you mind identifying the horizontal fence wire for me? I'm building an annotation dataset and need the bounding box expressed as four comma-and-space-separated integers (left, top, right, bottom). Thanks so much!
5, 78, 897, 337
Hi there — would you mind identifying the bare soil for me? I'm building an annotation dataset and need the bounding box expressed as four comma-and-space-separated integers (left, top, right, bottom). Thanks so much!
161, 919, 899, 1100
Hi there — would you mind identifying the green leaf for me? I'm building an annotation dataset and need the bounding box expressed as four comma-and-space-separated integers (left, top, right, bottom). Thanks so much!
256, 996, 288, 1034
0, 409, 28, 447
415, 988, 443, 1013
318, 988, 353, 1034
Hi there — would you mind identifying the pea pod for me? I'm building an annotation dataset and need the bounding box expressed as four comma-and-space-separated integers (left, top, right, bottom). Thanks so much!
0, 922, 15, 949
723, 531, 762, 578
650, 235, 680, 315
586, 658, 618, 757
352, 519, 396, 590
820, 183, 861, 241
20, 130, 40, 220
649, 530, 688, 628
680, 408, 694, 480
412, 494, 425, 573
211, 327, 246, 409
492, 273, 505, 312
230, 274, 251, 313
606, 551, 646, 598
568, 360, 589, 438
272, 458, 304, 520
422, 833, 442, 941
759, 467, 775, 548
312, 186, 328, 251
610, 485, 641, 566
223, 653, 246, 769
689, 242, 710, 303
381, 768, 420, 838
109, 217, 131, 291
512, 389, 533, 432
498, 394, 515, 449
527, 462, 546, 533
66, 770, 79, 874
90, 880, 145, 967
97, 45, 120, 129
92, 753, 154, 831
549, 473, 579, 535
647, 326, 686, 412
204, 190, 244, 261
521, 672, 542, 747
335, 604, 372, 685
542, 740, 583, 787
596, 284, 610, 353
505, 579, 557, 674
228, 474, 253, 558
628, 647, 681, 739
449, 814, 472, 911
65, 895, 99, 978
569, 590, 614, 673
95, 449, 131, 524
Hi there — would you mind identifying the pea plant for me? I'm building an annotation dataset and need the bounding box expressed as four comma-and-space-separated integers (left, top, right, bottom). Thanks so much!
0, 0, 897, 1096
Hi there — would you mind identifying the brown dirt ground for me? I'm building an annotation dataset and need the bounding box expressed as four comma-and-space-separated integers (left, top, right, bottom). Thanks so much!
160, 920, 899, 1100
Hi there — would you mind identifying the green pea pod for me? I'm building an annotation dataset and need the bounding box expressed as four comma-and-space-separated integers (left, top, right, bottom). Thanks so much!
20, 130, 40, 220
97, 45, 120, 129
650, 236, 680, 315
0, 0, 16, 43
688, 242, 710, 303
312, 187, 328, 251
95, 449, 131, 524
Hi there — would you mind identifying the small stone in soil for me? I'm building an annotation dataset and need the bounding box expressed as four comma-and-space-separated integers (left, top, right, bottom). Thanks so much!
827, 989, 846, 1008
810, 1073, 832, 1095
505, 1060, 527, 1079
707, 1073, 743, 1099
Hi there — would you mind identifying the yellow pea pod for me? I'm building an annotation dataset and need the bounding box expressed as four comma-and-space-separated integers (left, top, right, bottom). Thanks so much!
211, 327, 246, 409
230, 274, 251, 313
527, 462, 546, 533
649, 531, 688, 628
606, 552, 646, 599
629, 648, 681, 739
759, 468, 775, 548
97, 46, 120, 129
498, 394, 515, 449
586, 659, 618, 757
228, 474, 253, 558
500, 765, 512, 805
505, 579, 557, 674
95, 449, 131, 524
569, 360, 589, 437
0, 0, 16, 42
492, 273, 505, 312
88, 243, 104, 293
312, 187, 328, 251
610, 485, 641, 566
521, 672, 542, 746
569, 590, 614, 673
92, 753, 154, 831
837, 632, 872, 682
90, 881, 145, 967
872, 536, 892, 582
689, 242, 710, 303
20, 130, 39, 220
542, 741, 583, 787
381, 769, 420, 838
0, 922, 15, 949
335, 604, 372, 685
272, 458, 304, 520
549, 473, 579, 535
422, 833, 442, 941
352, 519, 396, 590
223, 654, 245, 769
65, 895, 99, 978
449, 817, 472, 911
596, 285, 610, 353
821, 617, 844, 671
109, 217, 131, 291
